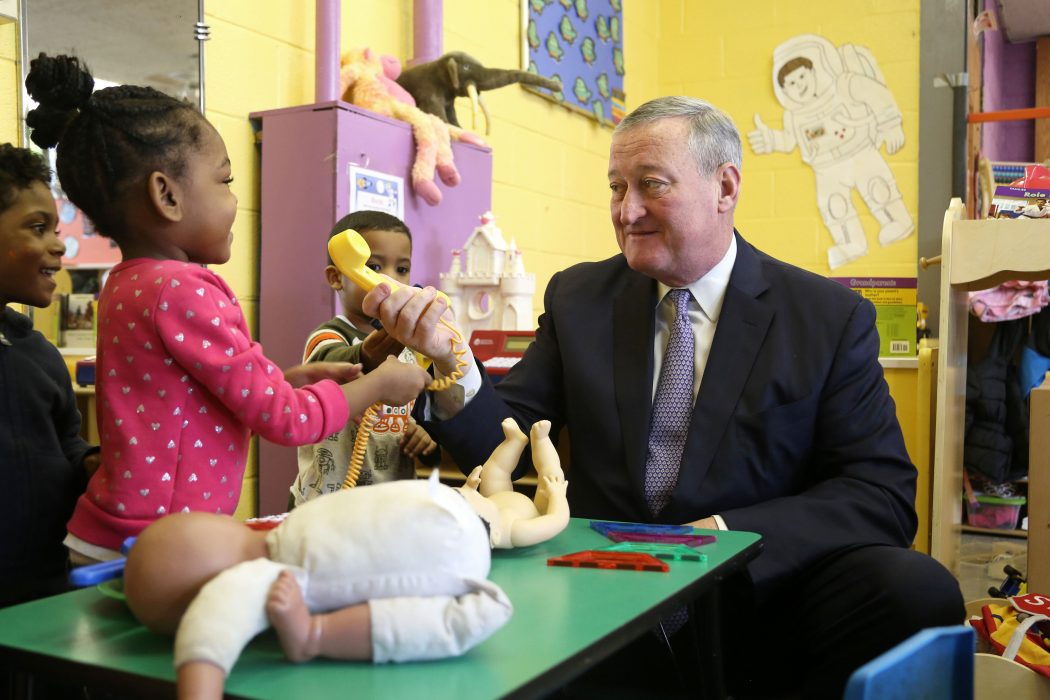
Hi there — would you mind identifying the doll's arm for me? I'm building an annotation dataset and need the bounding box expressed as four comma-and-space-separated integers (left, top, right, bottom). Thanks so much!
510, 474, 570, 547
370, 579, 513, 662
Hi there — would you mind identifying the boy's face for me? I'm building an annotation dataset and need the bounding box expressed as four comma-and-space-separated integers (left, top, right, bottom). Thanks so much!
0, 181, 65, 309
326, 228, 412, 328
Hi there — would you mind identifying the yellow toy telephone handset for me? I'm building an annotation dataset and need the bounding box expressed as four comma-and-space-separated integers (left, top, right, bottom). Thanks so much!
328, 228, 451, 306
327, 227, 468, 489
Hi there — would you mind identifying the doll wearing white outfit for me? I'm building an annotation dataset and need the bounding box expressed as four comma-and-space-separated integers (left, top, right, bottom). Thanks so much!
123, 472, 513, 699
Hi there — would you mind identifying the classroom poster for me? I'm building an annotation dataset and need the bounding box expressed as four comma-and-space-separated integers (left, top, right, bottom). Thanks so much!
522, 0, 625, 127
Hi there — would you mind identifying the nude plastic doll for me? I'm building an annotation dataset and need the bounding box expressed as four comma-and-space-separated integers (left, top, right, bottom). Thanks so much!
122, 473, 512, 700
456, 418, 571, 549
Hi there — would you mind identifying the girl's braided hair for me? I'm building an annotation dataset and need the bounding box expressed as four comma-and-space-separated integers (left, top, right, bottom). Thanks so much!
25, 53, 204, 240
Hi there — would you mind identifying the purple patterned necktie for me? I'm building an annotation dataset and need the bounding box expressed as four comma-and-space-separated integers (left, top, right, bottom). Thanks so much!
644, 288, 695, 517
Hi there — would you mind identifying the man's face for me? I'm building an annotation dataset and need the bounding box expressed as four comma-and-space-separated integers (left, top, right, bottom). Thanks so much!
782, 65, 816, 103
0, 181, 65, 309
608, 118, 738, 287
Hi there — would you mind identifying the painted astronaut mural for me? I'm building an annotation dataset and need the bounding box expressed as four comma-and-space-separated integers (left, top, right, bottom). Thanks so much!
748, 35, 913, 270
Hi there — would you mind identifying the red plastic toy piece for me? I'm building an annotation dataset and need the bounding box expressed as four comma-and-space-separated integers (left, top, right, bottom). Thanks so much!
547, 550, 669, 572
244, 513, 289, 531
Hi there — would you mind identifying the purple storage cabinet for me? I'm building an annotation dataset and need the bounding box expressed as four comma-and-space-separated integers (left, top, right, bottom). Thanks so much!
250, 100, 493, 516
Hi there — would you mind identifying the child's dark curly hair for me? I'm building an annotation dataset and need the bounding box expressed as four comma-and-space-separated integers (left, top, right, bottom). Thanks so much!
0, 144, 51, 212
329, 210, 413, 242
328, 210, 413, 265
25, 53, 205, 241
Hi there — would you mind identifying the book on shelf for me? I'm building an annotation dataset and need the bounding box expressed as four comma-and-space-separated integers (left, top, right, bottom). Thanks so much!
831, 277, 917, 358
60, 293, 96, 349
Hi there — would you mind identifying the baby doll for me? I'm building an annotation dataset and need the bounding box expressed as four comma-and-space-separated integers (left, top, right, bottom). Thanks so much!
457, 418, 570, 549
123, 471, 512, 699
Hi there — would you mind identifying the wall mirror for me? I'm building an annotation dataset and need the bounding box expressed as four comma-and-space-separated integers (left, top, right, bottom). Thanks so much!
22, 0, 205, 113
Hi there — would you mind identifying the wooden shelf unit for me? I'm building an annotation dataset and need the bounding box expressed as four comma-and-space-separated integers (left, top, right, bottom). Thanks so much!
930, 200, 1050, 592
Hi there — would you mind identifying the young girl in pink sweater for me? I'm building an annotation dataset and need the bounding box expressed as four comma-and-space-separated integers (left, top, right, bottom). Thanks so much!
25, 54, 429, 561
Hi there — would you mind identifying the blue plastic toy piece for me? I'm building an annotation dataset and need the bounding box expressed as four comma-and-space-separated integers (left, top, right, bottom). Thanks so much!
590, 520, 692, 536
69, 558, 126, 587
68, 536, 138, 587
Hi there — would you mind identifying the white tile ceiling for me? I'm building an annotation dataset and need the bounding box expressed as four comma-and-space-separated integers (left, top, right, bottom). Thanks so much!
24, 0, 201, 100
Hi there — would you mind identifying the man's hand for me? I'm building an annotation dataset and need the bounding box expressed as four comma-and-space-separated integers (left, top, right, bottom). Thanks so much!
686, 516, 720, 531
400, 422, 438, 459
284, 362, 362, 388
361, 282, 461, 375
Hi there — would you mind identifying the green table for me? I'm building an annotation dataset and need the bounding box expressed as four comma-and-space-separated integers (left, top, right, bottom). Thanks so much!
0, 519, 761, 699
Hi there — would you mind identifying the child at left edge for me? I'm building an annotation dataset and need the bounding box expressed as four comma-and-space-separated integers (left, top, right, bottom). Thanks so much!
0, 143, 100, 607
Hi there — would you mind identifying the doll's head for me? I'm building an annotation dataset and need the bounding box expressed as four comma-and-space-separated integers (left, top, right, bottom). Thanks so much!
123, 512, 268, 635
24, 53, 236, 264
0, 144, 64, 309
325, 210, 413, 329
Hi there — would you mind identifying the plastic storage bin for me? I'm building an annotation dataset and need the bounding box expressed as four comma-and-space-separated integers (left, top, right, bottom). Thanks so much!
966, 494, 1026, 530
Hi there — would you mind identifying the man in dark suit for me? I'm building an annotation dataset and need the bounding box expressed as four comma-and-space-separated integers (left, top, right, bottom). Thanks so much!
364, 96, 963, 698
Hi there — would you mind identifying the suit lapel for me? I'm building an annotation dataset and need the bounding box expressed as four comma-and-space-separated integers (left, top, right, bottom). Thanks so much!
613, 270, 657, 515
673, 235, 773, 506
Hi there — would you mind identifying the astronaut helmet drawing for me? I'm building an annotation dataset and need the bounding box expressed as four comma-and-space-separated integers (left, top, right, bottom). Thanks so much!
750, 34, 914, 270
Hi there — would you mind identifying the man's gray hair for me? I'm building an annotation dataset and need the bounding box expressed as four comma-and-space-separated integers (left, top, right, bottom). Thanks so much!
615, 96, 742, 175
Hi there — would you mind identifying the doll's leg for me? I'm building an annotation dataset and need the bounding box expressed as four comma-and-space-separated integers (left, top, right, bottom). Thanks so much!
479, 418, 528, 498
266, 570, 372, 663
530, 420, 563, 513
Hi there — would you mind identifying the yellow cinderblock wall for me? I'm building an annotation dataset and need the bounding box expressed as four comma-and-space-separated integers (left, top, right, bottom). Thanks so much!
1, 1, 925, 519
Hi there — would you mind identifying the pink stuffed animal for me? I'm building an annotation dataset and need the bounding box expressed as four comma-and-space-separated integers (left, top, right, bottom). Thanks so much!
339, 48, 486, 206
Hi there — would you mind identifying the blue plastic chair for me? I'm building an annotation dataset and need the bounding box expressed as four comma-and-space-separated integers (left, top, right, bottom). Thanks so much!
843, 626, 976, 700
